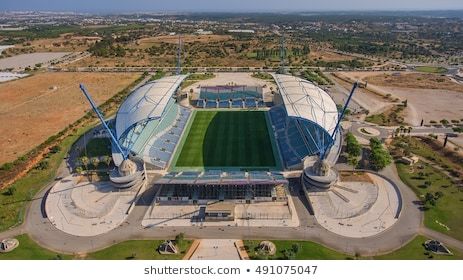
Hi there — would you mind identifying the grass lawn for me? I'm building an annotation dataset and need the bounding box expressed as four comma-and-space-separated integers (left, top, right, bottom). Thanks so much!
87, 239, 192, 260
365, 105, 405, 126
415, 66, 447, 74
0, 234, 71, 260
397, 137, 462, 175
174, 111, 277, 168
391, 136, 463, 240
80, 138, 111, 158
396, 162, 463, 240
0, 125, 92, 231
3, 235, 461, 260
0, 234, 191, 260
374, 235, 463, 260
244, 238, 463, 260
244, 240, 350, 260
251, 72, 274, 81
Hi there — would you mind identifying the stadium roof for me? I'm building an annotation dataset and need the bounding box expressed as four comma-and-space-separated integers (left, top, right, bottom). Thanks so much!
115, 75, 188, 139
156, 171, 288, 185
272, 74, 339, 136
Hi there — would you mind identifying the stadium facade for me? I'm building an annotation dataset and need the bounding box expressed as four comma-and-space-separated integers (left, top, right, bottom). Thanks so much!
111, 73, 341, 203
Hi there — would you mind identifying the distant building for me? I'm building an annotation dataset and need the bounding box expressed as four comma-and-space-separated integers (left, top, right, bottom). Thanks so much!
195, 29, 213, 35
228, 29, 255, 34
0, 45, 14, 55
457, 68, 463, 79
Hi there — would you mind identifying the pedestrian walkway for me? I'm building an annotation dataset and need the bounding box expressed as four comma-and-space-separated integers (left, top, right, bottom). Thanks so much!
420, 227, 463, 252
189, 239, 241, 260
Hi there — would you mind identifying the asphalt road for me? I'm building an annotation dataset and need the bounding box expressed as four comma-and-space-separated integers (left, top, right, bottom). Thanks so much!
0, 164, 423, 257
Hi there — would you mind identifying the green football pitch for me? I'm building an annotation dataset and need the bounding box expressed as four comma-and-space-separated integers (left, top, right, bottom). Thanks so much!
174, 110, 277, 168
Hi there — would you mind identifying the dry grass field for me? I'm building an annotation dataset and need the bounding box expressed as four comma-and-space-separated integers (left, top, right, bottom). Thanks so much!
338, 71, 463, 125
309, 49, 356, 62
364, 72, 463, 93
0, 72, 139, 164
382, 87, 463, 125
328, 73, 391, 115
70, 55, 175, 67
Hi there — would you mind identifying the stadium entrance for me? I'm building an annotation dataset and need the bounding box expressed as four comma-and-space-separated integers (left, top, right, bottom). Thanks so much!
154, 171, 288, 204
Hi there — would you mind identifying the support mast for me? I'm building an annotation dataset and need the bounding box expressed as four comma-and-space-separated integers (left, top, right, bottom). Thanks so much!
79, 84, 128, 160
322, 82, 359, 159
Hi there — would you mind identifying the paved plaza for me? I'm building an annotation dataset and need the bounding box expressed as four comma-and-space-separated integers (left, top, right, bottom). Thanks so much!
141, 197, 299, 228
189, 239, 241, 260
46, 175, 141, 236
307, 172, 401, 238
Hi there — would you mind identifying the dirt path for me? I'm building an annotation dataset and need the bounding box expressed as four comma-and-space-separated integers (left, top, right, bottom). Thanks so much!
327, 73, 391, 115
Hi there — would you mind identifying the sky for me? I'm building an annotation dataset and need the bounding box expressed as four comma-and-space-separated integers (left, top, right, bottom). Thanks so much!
1, 0, 463, 12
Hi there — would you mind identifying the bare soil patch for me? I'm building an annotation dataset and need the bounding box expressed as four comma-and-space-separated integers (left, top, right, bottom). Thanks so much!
340, 171, 373, 183
379, 87, 463, 125
338, 71, 463, 125
329, 73, 391, 115
310, 50, 356, 62
343, 71, 463, 93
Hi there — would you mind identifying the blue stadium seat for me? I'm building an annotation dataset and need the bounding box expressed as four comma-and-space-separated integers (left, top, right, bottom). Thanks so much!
269, 105, 315, 169
218, 100, 230, 108
244, 98, 256, 108
197, 86, 264, 108
196, 100, 205, 108
231, 99, 243, 108
141, 101, 192, 169
206, 100, 217, 108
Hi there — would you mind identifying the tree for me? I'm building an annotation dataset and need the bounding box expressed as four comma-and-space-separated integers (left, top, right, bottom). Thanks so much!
425, 192, 436, 206
347, 155, 360, 170
369, 138, 392, 171
50, 145, 61, 154
435, 191, 444, 199
440, 119, 449, 125
399, 125, 405, 135
345, 133, 361, 157
291, 243, 301, 255
175, 233, 185, 248
102, 155, 112, 167
75, 166, 84, 174
91, 157, 100, 170
283, 249, 296, 260
424, 181, 432, 188
35, 160, 49, 170
6, 186, 16, 196
79, 156, 89, 170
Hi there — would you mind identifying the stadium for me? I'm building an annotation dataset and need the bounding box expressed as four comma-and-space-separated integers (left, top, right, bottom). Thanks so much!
110, 72, 342, 205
